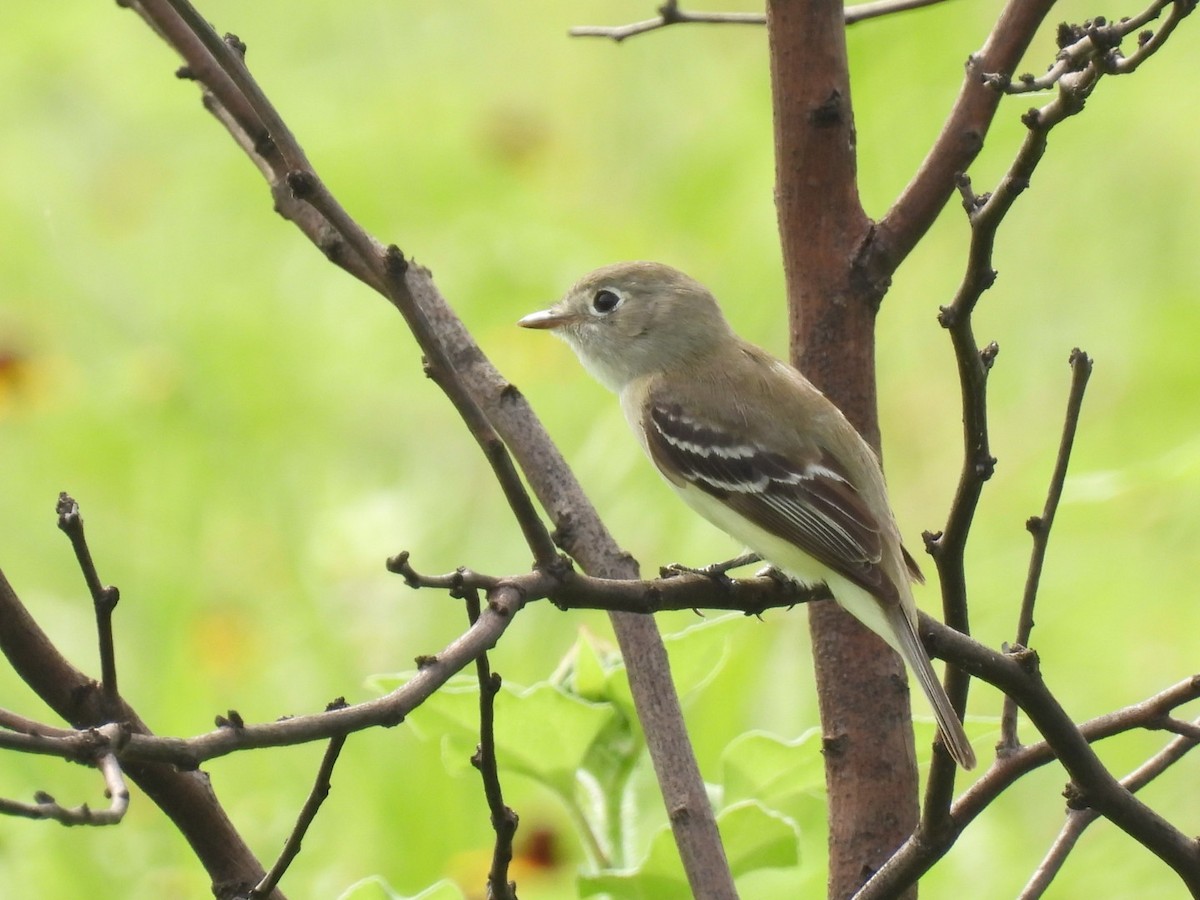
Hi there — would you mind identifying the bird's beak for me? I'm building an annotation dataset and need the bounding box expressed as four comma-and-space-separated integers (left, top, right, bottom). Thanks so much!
517, 306, 577, 330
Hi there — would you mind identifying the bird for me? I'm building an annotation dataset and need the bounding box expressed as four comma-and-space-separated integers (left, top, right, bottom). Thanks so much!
518, 260, 975, 769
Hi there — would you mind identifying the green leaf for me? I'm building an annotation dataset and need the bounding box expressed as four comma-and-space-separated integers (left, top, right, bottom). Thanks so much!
721, 729, 825, 823
578, 800, 799, 899
336, 875, 465, 900
720, 800, 801, 876
400, 672, 618, 798
578, 614, 745, 728
564, 628, 622, 702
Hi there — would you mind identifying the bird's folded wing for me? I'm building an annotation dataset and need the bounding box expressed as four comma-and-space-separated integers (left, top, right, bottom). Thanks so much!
644, 401, 885, 590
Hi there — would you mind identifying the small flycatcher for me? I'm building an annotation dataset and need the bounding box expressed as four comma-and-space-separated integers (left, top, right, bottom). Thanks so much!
519, 260, 975, 769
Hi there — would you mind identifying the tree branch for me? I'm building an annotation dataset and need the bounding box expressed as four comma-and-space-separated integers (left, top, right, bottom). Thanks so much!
568, 0, 956, 42
0, 566, 286, 900
0, 723, 129, 827
1020, 714, 1200, 898
858, 676, 1200, 898
570, 2, 764, 42
116, 1, 736, 893
1002, 0, 1190, 93
55, 493, 121, 707
925, 628, 1200, 893
1000, 350, 1092, 749
465, 590, 519, 900
869, 0, 1057, 276
248, 702, 349, 899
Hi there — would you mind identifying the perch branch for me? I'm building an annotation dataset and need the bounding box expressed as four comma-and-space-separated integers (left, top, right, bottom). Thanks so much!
119, 2, 738, 891
389, 550, 827, 615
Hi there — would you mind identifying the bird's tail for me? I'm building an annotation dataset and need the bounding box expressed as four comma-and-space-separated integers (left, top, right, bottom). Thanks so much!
887, 605, 976, 770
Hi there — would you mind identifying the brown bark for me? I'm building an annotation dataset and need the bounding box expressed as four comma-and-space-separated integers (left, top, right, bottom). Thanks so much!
766, 2, 918, 896
0, 570, 282, 900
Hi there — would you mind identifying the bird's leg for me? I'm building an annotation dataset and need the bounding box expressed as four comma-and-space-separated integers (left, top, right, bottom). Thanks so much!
660, 552, 763, 581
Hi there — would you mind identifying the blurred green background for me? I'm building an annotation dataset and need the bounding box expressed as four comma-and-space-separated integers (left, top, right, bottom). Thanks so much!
1, 1, 1198, 897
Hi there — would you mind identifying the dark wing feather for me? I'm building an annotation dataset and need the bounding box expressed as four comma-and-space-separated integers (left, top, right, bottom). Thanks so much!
645, 401, 886, 591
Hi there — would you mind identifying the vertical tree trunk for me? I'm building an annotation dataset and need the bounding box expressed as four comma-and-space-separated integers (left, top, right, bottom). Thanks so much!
765, 2, 919, 897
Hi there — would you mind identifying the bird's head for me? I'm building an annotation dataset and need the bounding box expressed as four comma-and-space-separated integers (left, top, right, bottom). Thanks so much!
518, 261, 732, 392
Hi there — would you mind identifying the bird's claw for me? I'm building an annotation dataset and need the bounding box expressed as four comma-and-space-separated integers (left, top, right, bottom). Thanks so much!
659, 552, 763, 581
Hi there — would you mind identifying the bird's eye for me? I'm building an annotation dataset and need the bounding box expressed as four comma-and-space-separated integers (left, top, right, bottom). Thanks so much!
592, 289, 623, 314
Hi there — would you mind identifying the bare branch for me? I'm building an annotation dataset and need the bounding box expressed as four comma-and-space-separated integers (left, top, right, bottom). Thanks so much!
1002, 0, 1188, 92
389, 550, 826, 616
1022, 714, 1200, 897
116, 3, 737, 890
917, 0, 1178, 802
136, 1, 560, 570
248, 702, 349, 899
918, 0, 1192, 824
0, 724, 129, 827
465, 591, 519, 900
0, 718, 126, 763
859, 660, 1200, 898
1001, 350, 1093, 750
0, 709, 81, 743
55, 494, 120, 705
570, 3, 764, 42
569, 0, 956, 42
932, 628, 1200, 892
115, 582, 523, 768
0, 564, 278, 898
845, 0, 958, 24
1163, 718, 1200, 741
870, 0, 1057, 275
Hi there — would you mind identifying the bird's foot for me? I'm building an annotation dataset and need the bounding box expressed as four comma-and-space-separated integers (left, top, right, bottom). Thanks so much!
660, 552, 762, 581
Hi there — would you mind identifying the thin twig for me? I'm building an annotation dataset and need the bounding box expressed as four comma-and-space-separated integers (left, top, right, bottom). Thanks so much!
0, 723, 129, 826
845, 0, 958, 24
569, 0, 956, 41
0, 708, 78, 740
55, 494, 120, 706
868, 0, 1058, 279
1020, 716, 1200, 899
116, 580, 526, 768
570, 8, 763, 42
858, 642, 1200, 898
1000, 350, 1093, 751
920, 0, 1138, 811
1162, 718, 1200, 741
1002, 0, 1186, 92
388, 550, 826, 616
0, 569, 284, 896
249, 701, 349, 899
465, 590, 518, 900
921, 0, 1173, 815
0, 719, 126, 761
